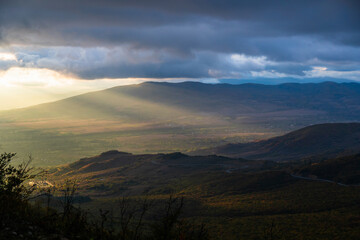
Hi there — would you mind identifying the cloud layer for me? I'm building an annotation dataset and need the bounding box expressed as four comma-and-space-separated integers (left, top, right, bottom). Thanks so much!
0, 0, 359, 81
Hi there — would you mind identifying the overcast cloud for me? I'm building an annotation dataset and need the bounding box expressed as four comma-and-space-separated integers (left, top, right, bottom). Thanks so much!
0, 0, 359, 82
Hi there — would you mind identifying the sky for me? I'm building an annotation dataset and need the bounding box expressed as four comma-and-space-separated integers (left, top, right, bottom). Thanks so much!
0, 0, 359, 109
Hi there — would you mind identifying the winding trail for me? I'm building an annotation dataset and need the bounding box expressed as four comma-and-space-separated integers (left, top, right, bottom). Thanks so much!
290, 174, 350, 186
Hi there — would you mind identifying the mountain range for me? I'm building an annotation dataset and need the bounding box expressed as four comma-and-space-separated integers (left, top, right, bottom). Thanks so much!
6, 81, 360, 121
2, 81, 360, 165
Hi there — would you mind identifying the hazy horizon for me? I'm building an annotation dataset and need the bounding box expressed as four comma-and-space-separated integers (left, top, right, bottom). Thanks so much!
1, 0, 359, 109
1, 78, 358, 110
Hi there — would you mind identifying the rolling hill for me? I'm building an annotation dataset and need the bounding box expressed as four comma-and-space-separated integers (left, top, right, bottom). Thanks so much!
2, 81, 360, 165
294, 154, 360, 185
193, 123, 360, 161
44, 149, 360, 239
49, 150, 266, 196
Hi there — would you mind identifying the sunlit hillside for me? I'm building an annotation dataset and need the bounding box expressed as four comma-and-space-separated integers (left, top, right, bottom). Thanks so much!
1, 82, 360, 165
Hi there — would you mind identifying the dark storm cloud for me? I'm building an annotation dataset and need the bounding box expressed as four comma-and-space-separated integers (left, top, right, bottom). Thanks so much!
0, 0, 359, 80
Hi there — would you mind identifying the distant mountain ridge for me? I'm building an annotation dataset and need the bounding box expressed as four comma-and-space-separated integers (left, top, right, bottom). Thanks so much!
2, 81, 360, 165
193, 123, 360, 161
4, 81, 360, 120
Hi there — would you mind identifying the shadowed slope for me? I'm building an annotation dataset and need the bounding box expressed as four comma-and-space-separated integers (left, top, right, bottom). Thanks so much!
194, 123, 360, 161
294, 154, 360, 185
50, 150, 265, 196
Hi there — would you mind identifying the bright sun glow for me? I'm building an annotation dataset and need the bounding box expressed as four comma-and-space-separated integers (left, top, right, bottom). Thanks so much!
0, 67, 73, 88
0, 67, 145, 110
0, 67, 194, 110
0, 52, 17, 61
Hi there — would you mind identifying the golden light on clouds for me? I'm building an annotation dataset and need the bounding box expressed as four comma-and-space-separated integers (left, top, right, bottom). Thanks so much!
0, 52, 17, 61
0, 67, 73, 87
0, 66, 201, 110
0, 67, 145, 110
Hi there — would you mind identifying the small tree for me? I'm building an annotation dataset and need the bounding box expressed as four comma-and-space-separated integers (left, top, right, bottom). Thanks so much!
0, 152, 38, 230
0, 152, 37, 200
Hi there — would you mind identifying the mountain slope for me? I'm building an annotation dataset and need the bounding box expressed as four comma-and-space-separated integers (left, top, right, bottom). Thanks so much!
2, 81, 360, 165
46, 150, 360, 239
49, 150, 265, 196
4, 81, 360, 121
294, 154, 360, 184
194, 123, 360, 161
